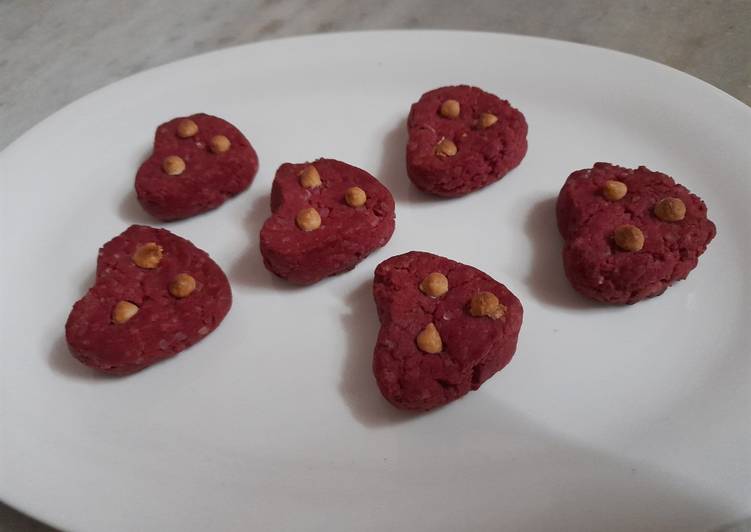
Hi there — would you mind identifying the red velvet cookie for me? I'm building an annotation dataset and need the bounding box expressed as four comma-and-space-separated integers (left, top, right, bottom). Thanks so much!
556, 163, 716, 304
406, 85, 528, 197
259, 158, 396, 285
65, 225, 232, 375
372, 251, 523, 411
135, 113, 258, 220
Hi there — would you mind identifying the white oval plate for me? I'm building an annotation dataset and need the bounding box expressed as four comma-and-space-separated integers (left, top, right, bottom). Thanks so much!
1, 31, 749, 532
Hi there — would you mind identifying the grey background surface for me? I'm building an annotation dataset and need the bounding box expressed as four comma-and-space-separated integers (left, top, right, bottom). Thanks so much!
1, 0, 749, 530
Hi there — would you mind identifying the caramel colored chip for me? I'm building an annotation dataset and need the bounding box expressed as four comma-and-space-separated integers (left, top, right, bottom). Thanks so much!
209, 135, 231, 153
344, 186, 367, 207
162, 155, 186, 176
602, 180, 627, 201
112, 301, 139, 324
132, 242, 164, 269
419, 272, 449, 298
435, 138, 457, 157
296, 207, 321, 231
469, 291, 506, 319
176, 119, 198, 138
299, 165, 322, 189
169, 273, 197, 299
654, 197, 686, 222
439, 99, 461, 119
614, 224, 645, 251
416, 323, 442, 354
477, 112, 498, 129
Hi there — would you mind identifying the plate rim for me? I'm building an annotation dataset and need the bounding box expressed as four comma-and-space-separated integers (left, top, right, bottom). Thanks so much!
1, 29, 749, 530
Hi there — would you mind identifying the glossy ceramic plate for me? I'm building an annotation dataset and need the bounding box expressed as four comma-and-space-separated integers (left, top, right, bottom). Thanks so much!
1, 31, 749, 532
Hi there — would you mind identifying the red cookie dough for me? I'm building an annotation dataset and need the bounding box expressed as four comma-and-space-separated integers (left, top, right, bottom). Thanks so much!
65, 225, 232, 375
260, 158, 396, 285
556, 163, 716, 304
135, 113, 258, 220
406, 85, 528, 197
372, 251, 523, 411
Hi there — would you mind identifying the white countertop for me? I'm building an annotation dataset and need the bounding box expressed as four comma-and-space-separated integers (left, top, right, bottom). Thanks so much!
1, 0, 749, 530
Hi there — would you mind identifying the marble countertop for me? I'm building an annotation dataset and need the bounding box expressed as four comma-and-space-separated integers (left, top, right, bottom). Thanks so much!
1, 0, 749, 153
1, 0, 749, 530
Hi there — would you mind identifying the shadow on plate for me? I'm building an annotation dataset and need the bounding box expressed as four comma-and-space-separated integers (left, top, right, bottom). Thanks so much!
118, 189, 158, 225
710, 517, 751, 532
338, 280, 424, 428
398, 395, 733, 531
524, 196, 602, 311
337, 329, 735, 529
74, 268, 96, 293
228, 192, 306, 292
116, 143, 160, 225
376, 118, 440, 205
48, 335, 109, 381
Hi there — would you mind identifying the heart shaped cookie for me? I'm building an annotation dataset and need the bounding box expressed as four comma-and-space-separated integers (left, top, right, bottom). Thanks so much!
135, 113, 258, 220
372, 251, 523, 411
406, 85, 528, 197
65, 225, 232, 374
556, 163, 716, 304
259, 158, 396, 285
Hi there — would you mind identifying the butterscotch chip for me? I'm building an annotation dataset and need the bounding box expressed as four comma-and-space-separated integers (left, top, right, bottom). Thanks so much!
602, 180, 627, 201
654, 197, 686, 222
132, 242, 163, 269
469, 291, 506, 319
439, 99, 460, 119
176, 119, 198, 138
112, 301, 139, 324
477, 112, 498, 129
614, 224, 645, 251
435, 138, 457, 157
299, 165, 322, 189
344, 186, 367, 207
296, 207, 321, 231
169, 273, 196, 298
416, 323, 442, 354
162, 155, 185, 176
419, 272, 448, 297
209, 135, 231, 153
